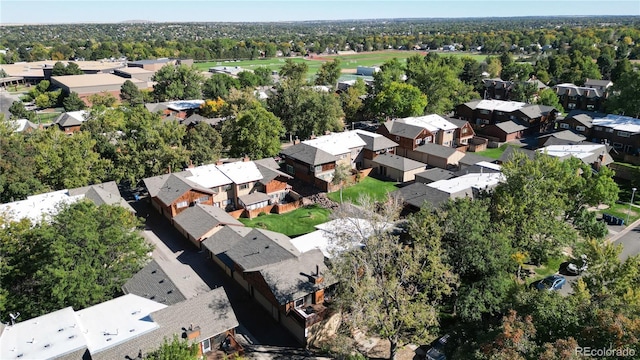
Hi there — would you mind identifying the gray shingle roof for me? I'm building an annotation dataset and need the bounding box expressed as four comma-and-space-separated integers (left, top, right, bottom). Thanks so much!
383, 120, 425, 139
54, 112, 84, 127
122, 260, 187, 305
372, 153, 426, 171
414, 168, 456, 184
68, 181, 135, 212
569, 114, 594, 128
256, 163, 292, 184
258, 249, 335, 305
281, 143, 337, 166
219, 228, 299, 272
458, 153, 495, 166
356, 131, 398, 151
516, 104, 556, 119
539, 130, 586, 144
91, 288, 238, 360
495, 120, 528, 133
147, 174, 215, 207
461, 99, 483, 110
498, 146, 537, 164
414, 143, 458, 158
238, 192, 271, 207
173, 204, 243, 240
392, 183, 451, 209
444, 117, 471, 129
202, 226, 253, 256
144, 102, 170, 113
584, 79, 612, 87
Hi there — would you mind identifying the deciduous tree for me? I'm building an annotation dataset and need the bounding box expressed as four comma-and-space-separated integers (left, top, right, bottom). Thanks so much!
222, 105, 284, 159
120, 80, 144, 106
62, 92, 86, 111
152, 64, 203, 101
373, 81, 427, 118
315, 58, 342, 86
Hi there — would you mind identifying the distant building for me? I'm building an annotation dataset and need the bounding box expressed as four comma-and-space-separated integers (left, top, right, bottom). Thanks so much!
51, 73, 148, 105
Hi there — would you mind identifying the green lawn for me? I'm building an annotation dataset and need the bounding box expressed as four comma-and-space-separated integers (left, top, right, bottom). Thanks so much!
237, 205, 331, 237
35, 111, 61, 124
475, 144, 514, 159
533, 256, 565, 278
194, 50, 487, 78
598, 202, 640, 225
327, 176, 398, 204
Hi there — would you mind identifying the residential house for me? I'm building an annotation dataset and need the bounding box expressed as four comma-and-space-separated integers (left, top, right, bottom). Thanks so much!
122, 259, 187, 305
584, 79, 613, 93
281, 143, 337, 188
392, 182, 452, 211
0, 182, 132, 224
354, 129, 398, 168
53, 110, 89, 133
182, 113, 225, 130
303, 131, 367, 169
143, 173, 216, 219
482, 120, 528, 142
0, 288, 241, 360
10, 118, 38, 133
455, 99, 557, 136
482, 78, 513, 100
217, 160, 268, 211
182, 164, 235, 210
557, 112, 640, 155
537, 144, 614, 169
427, 172, 505, 199
414, 168, 456, 184
202, 227, 335, 344
378, 114, 474, 149
497, 146, 537, 164
553, 83, 606, 112
371, 153, 426, 182
172, 204, 243, 248
404, 142, 466, 170
537, 129, 587, 147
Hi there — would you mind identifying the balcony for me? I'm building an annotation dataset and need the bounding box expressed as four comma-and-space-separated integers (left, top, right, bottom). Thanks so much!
291, 303, 330, 328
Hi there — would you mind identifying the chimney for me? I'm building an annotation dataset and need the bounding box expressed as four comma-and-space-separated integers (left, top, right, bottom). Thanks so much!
216, 160, 223, 166
243, 155, 250, 162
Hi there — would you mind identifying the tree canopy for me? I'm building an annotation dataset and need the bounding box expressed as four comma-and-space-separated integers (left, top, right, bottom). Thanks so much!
222, 105, 284, 159
0, 201, 151, 320
152, 64, 204, 102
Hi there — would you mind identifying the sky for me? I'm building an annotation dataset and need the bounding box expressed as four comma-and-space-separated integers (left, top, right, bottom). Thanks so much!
1, 0, 639, 24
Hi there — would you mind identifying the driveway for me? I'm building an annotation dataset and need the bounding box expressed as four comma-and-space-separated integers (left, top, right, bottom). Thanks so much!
130, 200, 328, 359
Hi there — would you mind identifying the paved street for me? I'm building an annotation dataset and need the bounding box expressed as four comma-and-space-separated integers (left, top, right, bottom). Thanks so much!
130, 201, 330, 359
0, 90, 21, 119
613, 223, 640, 261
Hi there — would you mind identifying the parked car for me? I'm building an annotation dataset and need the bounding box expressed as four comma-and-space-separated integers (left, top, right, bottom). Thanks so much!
425, 334, 449, 360
535, 275, 566, 291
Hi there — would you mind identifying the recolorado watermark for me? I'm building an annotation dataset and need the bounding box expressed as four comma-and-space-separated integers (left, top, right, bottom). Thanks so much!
575, 344, 636, 357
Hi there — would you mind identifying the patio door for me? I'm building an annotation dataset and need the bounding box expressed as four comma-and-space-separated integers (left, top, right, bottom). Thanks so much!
202, 338, 211, 353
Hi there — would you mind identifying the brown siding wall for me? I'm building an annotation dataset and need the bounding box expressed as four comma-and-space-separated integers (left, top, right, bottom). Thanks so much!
244, 271, 280, 308
168, 190, 214, 218
265, 178, 288, 194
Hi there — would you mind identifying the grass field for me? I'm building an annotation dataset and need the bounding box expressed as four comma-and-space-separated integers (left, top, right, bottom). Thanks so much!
35, 111, 61, 124
237, 205, 331, 237
598, 202, 640, 225
194, 50, 488, 78
475, 144, 513, 159
328, 176, 398, 204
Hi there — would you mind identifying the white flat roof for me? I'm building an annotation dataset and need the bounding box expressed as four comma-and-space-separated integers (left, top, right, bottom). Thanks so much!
538, 144, 607, 160
185, 164, 233, 188
291, 218, 386, 258
592, 114, 640, 134
475, 99, 526, 112
216, 161, 263, 184
75, 294, 167, 354
428, 172, 505, 194
0, 307, 86, 360
166, 100, 205, 111
397, 114, 458, 132
303, 130, 367, 156
0, 190, 84, 224
476, 161, 502, 171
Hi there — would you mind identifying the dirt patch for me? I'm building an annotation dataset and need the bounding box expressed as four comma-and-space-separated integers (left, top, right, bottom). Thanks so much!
341, 68, 357, 74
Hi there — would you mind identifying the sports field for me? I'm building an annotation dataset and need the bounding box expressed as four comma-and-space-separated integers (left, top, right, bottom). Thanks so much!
193, 50, 488, 77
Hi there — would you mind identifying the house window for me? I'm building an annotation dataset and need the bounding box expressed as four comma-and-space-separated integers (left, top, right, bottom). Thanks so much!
613, 142, 623, 149
594, 126, 603, 131
415, 138, 421, 145
483, 119, 490, 125
424, 136, 432, 143
479, 109, 490, 115
286, 164, 295, 175
314, 165, 322, 173
496, 111, 504, 116
618, 131, 630, 138
586, 104, 595, 111
568, 103, 576, 110
576, 126, 586, 132
176, 201, 188, 209
239, 183, 249, 190
294, 298, 304, 308
606, 128, 614, 133
195, 195, 209, 204
222, 184, 232, 191
461, 128, 469, 135
559, 123, 570, 129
